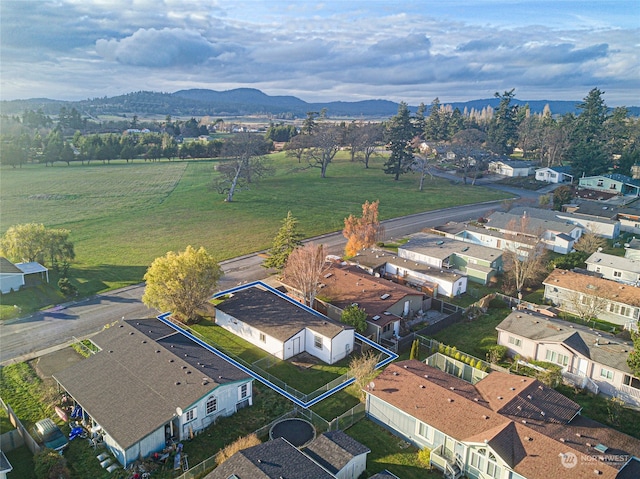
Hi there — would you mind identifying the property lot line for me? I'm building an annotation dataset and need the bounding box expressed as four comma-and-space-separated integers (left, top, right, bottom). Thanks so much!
157, 281, 398, 408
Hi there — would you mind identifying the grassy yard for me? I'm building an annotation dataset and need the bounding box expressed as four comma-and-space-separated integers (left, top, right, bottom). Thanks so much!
0, 153, 510, 317
429, 306, 512, 360
6, 446, 36, 479
346, 419, 440, 479
189, 319, 351, 394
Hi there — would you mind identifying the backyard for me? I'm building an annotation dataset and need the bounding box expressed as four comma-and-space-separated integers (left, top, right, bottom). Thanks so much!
0, 153, 510, 319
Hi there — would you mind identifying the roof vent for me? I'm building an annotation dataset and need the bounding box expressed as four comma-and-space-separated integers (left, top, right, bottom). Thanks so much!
594, 470, 602, 475
594, 444, 609, 453
524, 436, 532, 441
393, 371, 399, 376
169, 359, 174, 363
420, 385, 425, 389
510, 387, 515, 391
576, 433, 582, 438
560, 438, 566, 443
522, 420, 527, 424
202, 380, 208, 386
497, 396, 503, 400
424, 374, 429, 379
141, 340, 147, 344
129, 332, 134, 335
175, 381, 180, 386
108, 350, 113, 353
450, 386, 455, 391
448, 398, 454, 402
538, 385, 544, 390
119, 324, 124, 328
156, 350, 161, 353
474, 398, 479, 402
380, 293, 390, 300
482, 415, 489, 419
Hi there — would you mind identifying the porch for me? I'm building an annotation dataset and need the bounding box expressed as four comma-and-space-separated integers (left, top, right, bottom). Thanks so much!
430, 444, 463, 479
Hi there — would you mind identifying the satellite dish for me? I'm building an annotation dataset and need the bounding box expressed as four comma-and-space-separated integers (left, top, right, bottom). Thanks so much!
176, 407, 183, 416
368, 381, 375, 390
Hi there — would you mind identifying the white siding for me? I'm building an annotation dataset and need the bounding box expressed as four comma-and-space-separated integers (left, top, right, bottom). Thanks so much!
336, 454, 368, 479
0, 273, 24, 294
216, 309, 285, 358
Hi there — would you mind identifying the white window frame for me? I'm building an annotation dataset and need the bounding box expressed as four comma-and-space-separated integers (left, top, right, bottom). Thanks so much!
600, 368, 614, 381
314, 335, 323, 349
185, 408, 197, 422
416, 421, 433, 442
259, 332, 266, 343
545, 350, 569, 367
238, 383, 248, 400
508, 336, 522, 347
206, 396, 218, 415
613, 270, 622, 278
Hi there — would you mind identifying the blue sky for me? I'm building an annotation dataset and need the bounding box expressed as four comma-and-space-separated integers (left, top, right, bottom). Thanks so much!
1, 1, 638, 106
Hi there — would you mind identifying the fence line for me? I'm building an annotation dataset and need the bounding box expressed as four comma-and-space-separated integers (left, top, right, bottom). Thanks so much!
329, 403, 366, 431
0, 396, 41, 455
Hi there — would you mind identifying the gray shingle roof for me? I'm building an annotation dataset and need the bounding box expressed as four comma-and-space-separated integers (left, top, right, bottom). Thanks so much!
304, 431, 370, 474
53, 319, 250, 451
216, 286, 351, 341
400, 233, 502, 263
586, 252, 640, 275
0, 257, 22, 274
204, 437, 336, 479
496, 311, 634, 373
487, 210, 577, 235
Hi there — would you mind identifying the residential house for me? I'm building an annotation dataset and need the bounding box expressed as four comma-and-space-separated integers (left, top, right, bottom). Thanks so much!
304, 430, 371, 479
535, 166, 573, 184
543, 269, 640, 328
398, 233, 502, 284
215, 284, 354, 365
366, 359, 640, 479
53, 319, 253, 467
625, 238, 640, 260
204, 431, 370, 479
0, 257, 24, 294
0, 258, 49, 293
617, 208, 640, 235
484, 209, 583, 253
579, 174, 640, 197
312, 262, 427, 343
347, 248, 467, 298
497, 311, 640, 407
586, 252, 640, 286
488, 159, 536, 177
0, 451, 12, 479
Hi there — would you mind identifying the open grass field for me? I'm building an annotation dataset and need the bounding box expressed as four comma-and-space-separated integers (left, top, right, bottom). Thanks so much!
1, 153, 509, 308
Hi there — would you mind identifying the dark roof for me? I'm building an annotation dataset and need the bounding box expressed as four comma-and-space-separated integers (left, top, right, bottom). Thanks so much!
304, 431, 370, 474
53, 319, 250, 451
496, 310, 635, 373
604, 173, 640, 186
0, 451, 12, 473
369, 471, 400, 479
0, 257, 22, 274
204, 437, 336, 479
618, 458, 640, 479
216, 286, 351, 341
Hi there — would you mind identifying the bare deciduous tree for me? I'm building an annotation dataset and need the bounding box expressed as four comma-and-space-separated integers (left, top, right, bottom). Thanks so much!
502, 216, 548, 299
573, 231, 607, 254
305, 124, 341, 178
350, 350, 380, 400
565, 290, 609, 322
282, 242, 328, 307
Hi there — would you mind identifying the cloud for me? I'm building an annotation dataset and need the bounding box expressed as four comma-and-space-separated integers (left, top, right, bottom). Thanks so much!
95, 28, 222, 67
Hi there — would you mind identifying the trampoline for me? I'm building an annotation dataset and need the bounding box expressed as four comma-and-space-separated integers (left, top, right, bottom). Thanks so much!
269, 418, 315, 447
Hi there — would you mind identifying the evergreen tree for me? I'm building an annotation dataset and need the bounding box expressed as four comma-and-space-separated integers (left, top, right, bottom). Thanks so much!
566, 88, 610, 177
383, 102, 415, 180
263, 212, 304, 271
487, 89, 519, 155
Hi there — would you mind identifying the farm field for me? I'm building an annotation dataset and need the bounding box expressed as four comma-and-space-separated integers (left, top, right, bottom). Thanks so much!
1, 153, 510, 296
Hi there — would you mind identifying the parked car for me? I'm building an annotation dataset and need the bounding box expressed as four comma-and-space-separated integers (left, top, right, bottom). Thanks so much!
35, 418, 69, 452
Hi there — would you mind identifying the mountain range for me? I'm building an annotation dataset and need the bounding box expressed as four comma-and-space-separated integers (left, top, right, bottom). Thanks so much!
1, 88, 638, 119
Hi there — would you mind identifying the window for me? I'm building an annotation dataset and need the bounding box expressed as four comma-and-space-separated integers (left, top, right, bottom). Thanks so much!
600, 368, 614, 381
206, 396, 218, 415
613, 271, 622, 278
470, 448, 486, 472
487, 452, 501, 479
623, 375, 640, 390
508, 336, 522, 347
185, 409, 196, 422
610, 183, 617, 190
470, 448, 501, 478
416, 422, 433, 442
597, 179, 604, 187
239, 384, 248, 399
383, 323, 392, 333
545, 350, 569, 367
314, 335, 323, 349
259, 332, 266, 343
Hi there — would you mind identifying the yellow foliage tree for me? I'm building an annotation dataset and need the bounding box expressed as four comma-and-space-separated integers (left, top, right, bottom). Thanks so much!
342, 200, 383, 257
142, 245, 222, 323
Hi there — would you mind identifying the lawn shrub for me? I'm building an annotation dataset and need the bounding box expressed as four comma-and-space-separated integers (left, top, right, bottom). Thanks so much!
418, 447, 431, 466
34, 449, 70, 479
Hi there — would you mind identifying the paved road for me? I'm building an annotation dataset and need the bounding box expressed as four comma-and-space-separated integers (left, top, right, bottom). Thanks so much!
0, 199, 511, 365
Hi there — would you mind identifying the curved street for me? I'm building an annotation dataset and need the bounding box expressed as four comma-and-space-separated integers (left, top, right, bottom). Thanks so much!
0, 197, 513, 365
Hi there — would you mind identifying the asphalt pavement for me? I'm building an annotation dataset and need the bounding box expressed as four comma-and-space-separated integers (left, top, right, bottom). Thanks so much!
0, 194, 519, 365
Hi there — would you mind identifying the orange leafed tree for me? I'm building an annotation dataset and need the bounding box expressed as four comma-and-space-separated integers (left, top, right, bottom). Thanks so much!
343, 200, 384, 257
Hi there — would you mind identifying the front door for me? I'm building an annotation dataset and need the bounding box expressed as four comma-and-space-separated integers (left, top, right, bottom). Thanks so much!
444, 436, 456, 460
292, 337, 301, 356
578, 358, 588, 376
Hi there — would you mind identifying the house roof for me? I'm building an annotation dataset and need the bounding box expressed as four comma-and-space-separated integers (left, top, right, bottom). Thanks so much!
569, 200, 621, 220
536, 166, 573, 175
204, 437, 336, 479
486, 210, 579, 236
496, 310, 635, 374
399, 233, 502, 263
580, 174, 640, 187
348, 249, 464, 284
318, 263, 422, 327
492, 160, 536, 169
367, 360, 640, 479
543, 269, 640, 307
304, 430, 370, 475
216, 286, 351, 341
0, 257, 23, 274
587, 252, 640, 275
53, 319, 250, 451
0, 451, 12, 473
15, 262, 48, 274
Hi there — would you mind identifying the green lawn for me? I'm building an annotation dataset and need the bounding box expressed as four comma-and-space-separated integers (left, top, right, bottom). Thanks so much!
0, 363, 55, 431
429, 306, 512, 360
6, 446, 36, 479
346, 419, 440, 479
0, 154, 510, 316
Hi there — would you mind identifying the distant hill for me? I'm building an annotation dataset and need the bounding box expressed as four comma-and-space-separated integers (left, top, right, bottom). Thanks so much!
1, 89, 638, 119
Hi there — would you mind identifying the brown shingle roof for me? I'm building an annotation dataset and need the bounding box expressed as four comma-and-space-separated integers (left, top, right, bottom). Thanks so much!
319, 263, 422, 327
544, 269, 640, 307
367, 360, 640, 479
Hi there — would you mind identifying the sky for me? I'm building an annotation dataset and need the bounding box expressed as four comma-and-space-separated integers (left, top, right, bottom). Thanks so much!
1, 1, 638, 106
